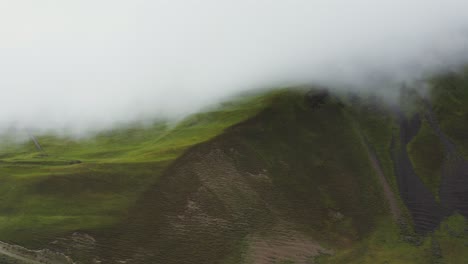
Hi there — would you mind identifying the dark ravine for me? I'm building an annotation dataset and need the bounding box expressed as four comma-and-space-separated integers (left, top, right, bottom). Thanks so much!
423, 101, 468, 217
391, 111, 448, 234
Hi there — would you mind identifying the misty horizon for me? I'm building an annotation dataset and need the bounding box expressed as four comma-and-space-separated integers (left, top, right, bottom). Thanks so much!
2, 0, 468, 135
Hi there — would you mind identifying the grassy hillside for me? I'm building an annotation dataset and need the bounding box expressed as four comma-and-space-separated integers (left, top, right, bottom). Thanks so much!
102, 88, 468, 264
0, 84, 467, 263
94, 90, 398, 264
0, 91, 278, 248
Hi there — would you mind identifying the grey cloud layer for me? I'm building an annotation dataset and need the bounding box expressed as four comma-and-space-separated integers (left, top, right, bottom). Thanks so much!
1, 0, 468, 134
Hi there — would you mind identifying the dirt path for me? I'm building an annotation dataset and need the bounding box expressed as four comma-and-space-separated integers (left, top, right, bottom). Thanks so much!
27, 132, 45, 153
360, 136, 402, 221
345, 107, 402, 222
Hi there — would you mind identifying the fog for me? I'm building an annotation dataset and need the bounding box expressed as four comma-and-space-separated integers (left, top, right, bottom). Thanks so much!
1, 0, 468, 135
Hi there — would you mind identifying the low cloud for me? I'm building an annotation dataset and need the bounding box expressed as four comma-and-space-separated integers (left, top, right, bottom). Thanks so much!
1, 0, 468, 135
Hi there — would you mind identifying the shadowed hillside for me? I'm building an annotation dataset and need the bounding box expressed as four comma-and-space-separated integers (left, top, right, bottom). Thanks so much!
99, 91, 390, 263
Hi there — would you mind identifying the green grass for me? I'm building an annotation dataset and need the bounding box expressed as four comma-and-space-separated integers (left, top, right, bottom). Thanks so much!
316, 213, 468, 264
0, 91, 279, 164
316, 219, 432, 264
0, 91, 279, 247
435, 213, 468, 263
341, 95, 399, 193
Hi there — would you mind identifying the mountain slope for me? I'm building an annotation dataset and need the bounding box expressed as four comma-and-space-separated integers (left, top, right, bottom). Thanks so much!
98, 91, 390, 263
0, 75, 468, 263
0, 91, 277, 250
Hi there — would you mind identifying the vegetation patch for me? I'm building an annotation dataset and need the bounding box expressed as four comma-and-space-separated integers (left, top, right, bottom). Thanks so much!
431, 70, 468, 158
407, 119, 444, 200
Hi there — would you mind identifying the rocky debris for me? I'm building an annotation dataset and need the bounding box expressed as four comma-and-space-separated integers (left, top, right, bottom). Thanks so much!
71, 232, 96, 246
246, 224, 333, 264
0, 240, 74, 264
47, 232, 98, 263
328, 210, 344, 222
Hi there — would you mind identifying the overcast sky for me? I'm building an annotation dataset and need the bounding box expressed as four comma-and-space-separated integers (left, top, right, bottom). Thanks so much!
1, 0, 468, 135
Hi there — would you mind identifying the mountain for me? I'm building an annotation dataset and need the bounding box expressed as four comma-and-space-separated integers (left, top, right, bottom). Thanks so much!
1, 70, 468, 263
